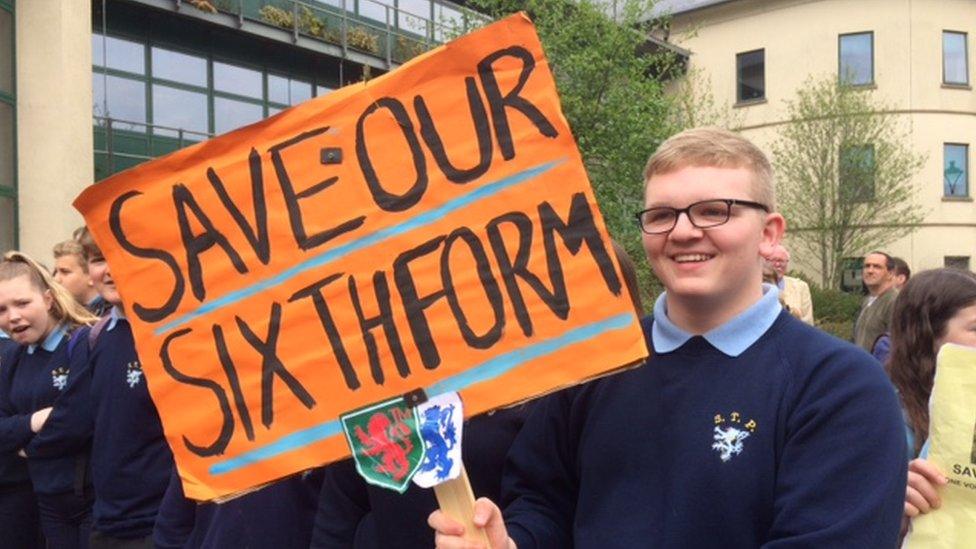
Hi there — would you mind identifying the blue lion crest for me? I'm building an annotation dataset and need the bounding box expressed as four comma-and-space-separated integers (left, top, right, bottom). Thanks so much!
418, 404, 458, 481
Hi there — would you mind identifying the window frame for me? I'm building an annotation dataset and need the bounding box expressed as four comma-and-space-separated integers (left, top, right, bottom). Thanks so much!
735, 48, 765, 104
0, 0, 17, 250
943, 30, 969, 86
838, 31, 875, 87
943, 142, 970, 198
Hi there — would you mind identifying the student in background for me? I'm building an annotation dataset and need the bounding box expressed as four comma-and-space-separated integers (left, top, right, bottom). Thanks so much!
52, 240, 109, 317
27, 229, 174, 549
885, 269, 976, 526
0, 251, 97, 549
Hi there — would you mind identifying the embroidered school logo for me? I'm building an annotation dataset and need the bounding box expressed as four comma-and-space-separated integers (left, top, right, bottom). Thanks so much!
341, 397, 425, 493
51, 367, 69, 391
126, 361, 143, 388
712, 411, 757, 462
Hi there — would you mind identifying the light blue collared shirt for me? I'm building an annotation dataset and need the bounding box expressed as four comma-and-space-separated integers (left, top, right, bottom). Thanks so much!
27, 323, 69, 355
106, 306, 126, 332
651, 283, 784, 357
0, 330, 9, 339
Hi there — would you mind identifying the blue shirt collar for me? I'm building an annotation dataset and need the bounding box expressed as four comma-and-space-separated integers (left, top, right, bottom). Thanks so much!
106, 306, 126, 332
27, 323, 69, 355
0, 330, 8, 339
777, 277, 785, 290
651, 283, 783, 357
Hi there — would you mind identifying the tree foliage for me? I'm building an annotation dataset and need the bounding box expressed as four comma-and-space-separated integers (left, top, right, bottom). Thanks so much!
462, 0, 682, 304
771, 76, 926, 289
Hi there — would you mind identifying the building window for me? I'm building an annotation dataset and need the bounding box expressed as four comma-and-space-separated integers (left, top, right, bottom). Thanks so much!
944, 31, 969, 85
0, 0, 15, 252
839, 32, 874, 86
944, 144, 969, 197
945, 256, 971, 270
841, 257, 865, 293
840, 144, 876, 202
736, 49, 765, 103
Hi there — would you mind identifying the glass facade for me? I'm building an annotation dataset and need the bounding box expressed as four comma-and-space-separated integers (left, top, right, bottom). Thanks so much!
944, 143, 969, 197
839, 32, 873, 86
943, 31, 969, 85
0, 0, 15, 252
736, 49, 764, 103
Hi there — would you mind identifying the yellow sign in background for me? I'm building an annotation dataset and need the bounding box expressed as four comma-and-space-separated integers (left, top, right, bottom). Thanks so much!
74, 13, 648, 501
905, 344, 976, 548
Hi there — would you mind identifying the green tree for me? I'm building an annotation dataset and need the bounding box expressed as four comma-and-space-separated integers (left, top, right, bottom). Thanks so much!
771, 76, 926, 289
463, 0, 681, 305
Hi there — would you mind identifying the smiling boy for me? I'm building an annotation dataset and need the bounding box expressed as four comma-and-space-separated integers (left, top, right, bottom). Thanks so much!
430, 128, 907, 548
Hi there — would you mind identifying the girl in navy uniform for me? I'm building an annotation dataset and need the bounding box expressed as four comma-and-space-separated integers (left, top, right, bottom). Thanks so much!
0, 251, 98, 548
30, 229, 175, 549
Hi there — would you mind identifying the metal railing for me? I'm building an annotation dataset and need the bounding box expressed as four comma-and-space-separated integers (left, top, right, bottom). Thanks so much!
207, 0, 487, 66
93, 116, 213, 177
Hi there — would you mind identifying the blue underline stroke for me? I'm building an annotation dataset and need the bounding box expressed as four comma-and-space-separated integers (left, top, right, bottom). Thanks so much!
208, 313, 634, 476
155, 158, 566, 336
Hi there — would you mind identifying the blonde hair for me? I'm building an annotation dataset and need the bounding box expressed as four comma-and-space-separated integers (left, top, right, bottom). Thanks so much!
643, 127, 776, 211
52, 239, 88, 272
0, 251, 98, 328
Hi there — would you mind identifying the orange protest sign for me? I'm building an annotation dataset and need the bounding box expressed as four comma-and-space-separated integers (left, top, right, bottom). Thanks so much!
74, 13, 649, 501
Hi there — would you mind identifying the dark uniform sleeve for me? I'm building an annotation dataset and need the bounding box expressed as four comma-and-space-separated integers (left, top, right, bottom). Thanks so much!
311, 459, 370, 548
501, 390, 580, 549
152, 468, 197, 549
25, 329, 94, 457
0, 346, 34, 453
763, 347, 907, 547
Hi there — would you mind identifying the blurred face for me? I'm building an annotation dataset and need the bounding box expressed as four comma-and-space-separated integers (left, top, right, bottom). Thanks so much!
88, 253, 121, 306
862, 253, 893, 294
0, 275, 56, 345
766, 248, 789, 278
53, 254, 93, 304
642, 165, 784, 325
935, 303, 976, 352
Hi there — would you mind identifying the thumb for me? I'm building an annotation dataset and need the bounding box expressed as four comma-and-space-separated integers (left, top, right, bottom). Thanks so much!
471, 498, 512, 549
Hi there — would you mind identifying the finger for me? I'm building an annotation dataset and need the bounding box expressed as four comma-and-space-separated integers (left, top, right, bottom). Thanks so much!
908, 471, 942, 509
471, 498, 511, 549
909, 459, 948, 485
904, 502, 920, 517
905, 485, 931, 514
433, 532, 485, 549
428, 510, 465, 537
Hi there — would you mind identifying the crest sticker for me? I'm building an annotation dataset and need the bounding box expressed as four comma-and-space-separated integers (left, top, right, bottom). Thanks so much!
412, 392, 464, 488
341, 397, 425, 493
126, 361, 143, 388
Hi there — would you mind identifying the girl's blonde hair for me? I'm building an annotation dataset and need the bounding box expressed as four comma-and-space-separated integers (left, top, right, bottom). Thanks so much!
0, 251, 98, 328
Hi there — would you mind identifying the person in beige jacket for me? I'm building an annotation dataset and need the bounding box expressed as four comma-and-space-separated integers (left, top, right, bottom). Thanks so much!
766, 244, 814, 324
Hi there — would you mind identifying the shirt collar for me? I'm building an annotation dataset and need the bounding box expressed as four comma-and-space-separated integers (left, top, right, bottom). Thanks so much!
651, 283, 783, 357
777, 277, 785, 290
27, 323, 69, 355
106, 306, 126, 332
0, 330, 8, 339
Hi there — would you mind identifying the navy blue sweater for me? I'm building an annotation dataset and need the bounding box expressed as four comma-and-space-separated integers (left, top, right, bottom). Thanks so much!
311, 404, 533, 548
0, 327, 91, 495
0, 338, 30, 491
153, 468, 324, 548
27, 318, 173, 538
503, 312, 907, 548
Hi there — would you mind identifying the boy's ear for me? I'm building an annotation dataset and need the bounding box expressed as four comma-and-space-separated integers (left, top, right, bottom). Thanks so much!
758, 212, 786, 259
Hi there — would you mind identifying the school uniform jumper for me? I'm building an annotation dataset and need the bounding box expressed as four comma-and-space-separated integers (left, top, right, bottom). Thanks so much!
27, 309, 174, 543
152, 468, 324, 549
310, 403, 533, 548
0, 325, 94, 548
0, 335, 42, 549
503, 287, 908, 548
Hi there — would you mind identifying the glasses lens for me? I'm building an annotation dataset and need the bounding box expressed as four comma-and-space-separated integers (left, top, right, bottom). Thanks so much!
641, 208, 676, 233
689, 200, 730, 228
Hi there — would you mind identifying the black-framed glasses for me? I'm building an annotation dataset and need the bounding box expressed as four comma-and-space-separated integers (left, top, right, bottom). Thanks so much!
636, 199, 769, 235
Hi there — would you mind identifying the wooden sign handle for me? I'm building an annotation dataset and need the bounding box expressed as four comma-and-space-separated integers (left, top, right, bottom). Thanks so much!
433, 464, 491, 545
